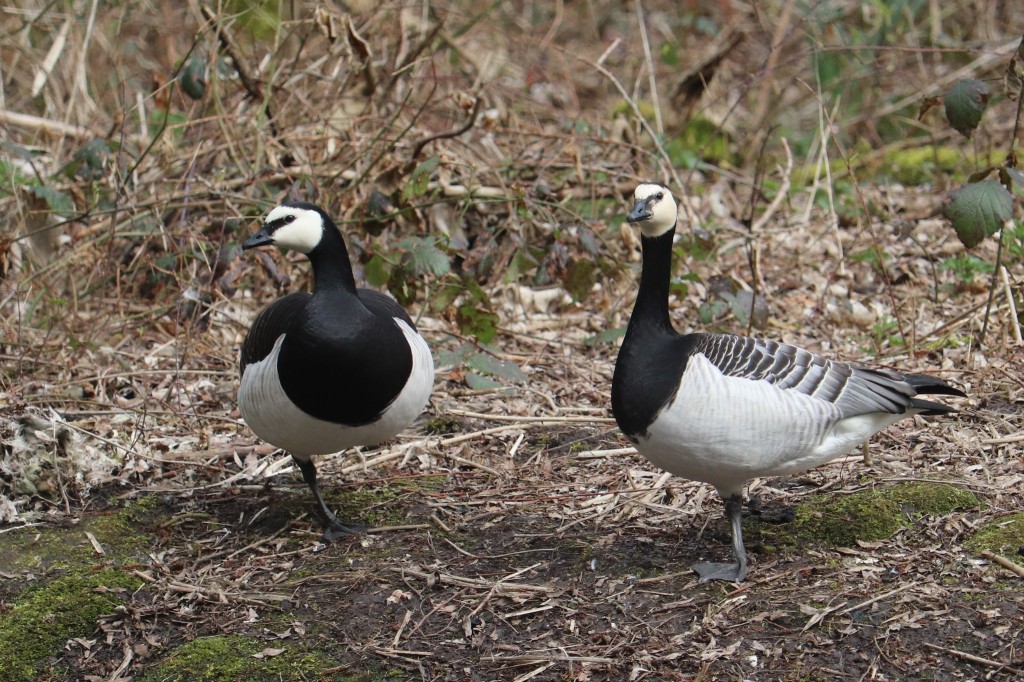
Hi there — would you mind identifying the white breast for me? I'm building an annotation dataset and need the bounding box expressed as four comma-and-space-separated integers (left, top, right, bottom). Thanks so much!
238, 319, 434, 456
635, 353, 906, 496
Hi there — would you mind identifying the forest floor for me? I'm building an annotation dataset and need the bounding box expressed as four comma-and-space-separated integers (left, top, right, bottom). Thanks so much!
1, 2, 1023, 681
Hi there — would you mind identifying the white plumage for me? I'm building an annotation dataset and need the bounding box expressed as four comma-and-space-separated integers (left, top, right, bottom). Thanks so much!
612, 183, 965, 582
239, 319, 433, 456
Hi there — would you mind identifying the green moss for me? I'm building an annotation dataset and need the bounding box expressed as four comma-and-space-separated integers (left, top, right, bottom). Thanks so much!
139, 635, 346, 682
425, 416, 460, 435
965, 513, 1024, 567
327, 484, 406, 528
665, 117, 733, 168
0, 569, 141, 682
0, 506, 151, 573
324, 475, 448, 530
610, 98, 658, 121
743, 483, 977, 549
881, 147, 1005, 186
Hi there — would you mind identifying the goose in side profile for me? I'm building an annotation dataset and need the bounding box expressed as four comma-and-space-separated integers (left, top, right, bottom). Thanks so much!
612, 183, 965, 582
238, 201, 434, 540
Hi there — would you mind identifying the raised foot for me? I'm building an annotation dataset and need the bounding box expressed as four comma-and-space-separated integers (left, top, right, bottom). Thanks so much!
321, 519, 370, 541
693, 560, 748, 583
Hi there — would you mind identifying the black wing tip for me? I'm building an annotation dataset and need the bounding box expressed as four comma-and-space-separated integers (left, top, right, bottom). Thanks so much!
905, 373, 968, 399
907, 373, 966, 415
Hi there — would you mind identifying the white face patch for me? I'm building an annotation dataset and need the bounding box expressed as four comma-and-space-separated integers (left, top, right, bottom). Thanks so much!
632, 183, 678, 238
264, 205, 324, 254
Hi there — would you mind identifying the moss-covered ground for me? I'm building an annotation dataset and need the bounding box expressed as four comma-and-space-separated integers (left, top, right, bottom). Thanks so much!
0, 569, 142, 682
136, 635, 341, 682
965, 512, 1024, 566
738, 482, 978, 552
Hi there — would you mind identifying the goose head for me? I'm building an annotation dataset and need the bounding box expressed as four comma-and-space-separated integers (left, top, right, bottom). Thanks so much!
243, 202, 327, 255
627, 183, 677, 238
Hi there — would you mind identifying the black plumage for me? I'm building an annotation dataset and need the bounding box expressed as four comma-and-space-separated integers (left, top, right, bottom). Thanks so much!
238, 201, 434, 539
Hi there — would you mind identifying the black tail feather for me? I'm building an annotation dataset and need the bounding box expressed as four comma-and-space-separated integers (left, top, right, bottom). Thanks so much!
911, 398, 960, 416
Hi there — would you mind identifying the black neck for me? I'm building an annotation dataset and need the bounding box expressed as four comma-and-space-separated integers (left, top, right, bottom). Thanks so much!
630, 230, 676, 334
308, 219, 358, 294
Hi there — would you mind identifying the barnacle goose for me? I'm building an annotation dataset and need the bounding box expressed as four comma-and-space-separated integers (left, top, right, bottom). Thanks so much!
238, 201, 434, 540
612, 183, 965, 582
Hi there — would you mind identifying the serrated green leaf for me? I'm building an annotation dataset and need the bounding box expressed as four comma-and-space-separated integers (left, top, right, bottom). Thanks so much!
28, 185, 73, 215
68, 137, 110, 180
399, 236, 449, 277
436, 343, 474, 368
428, 282, 462, 314
465, 372, 503, 390
456, 302, 498, 344
467, 352, 526, 382
181, 56, 207, 100
943, 179, 1013, 248
401, 156, 440, 202
945, 79, 990, 139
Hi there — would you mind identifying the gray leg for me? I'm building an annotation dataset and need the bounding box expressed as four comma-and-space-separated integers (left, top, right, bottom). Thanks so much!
293, 455, 367, 540
693, 492, 749, 582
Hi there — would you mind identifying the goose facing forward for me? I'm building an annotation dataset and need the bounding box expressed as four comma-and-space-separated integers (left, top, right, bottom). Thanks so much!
611, 183, 965, 582
238, 201, 434, 540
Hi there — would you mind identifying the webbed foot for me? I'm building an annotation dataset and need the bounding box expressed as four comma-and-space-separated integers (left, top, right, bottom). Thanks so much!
693, 560, 748, 583
321, 519, 370, 541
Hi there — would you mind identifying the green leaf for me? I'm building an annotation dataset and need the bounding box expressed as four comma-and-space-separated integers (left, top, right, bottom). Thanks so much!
698, 299, 728, 325
456, 303, 498, 344
465, 372, 504, 390
400, 236, 450, 277
967, 166, 997, 184
562, 258, 596, 302
401, 156, 440, 202
363, 254, 390, 288
428, 281, 462, 314
940, 254, 994, 283
725, 291, 769, 329
1002, 167, 1024, 195
584, 326, 626, 347
945, 79, 990, 138
181, 56, 207, 100
28, 185, 73, 215
943, 179, 1013, 248
660, 41, 679, 67
148, 110, 189, 143
467, 352, 526, 382
68, 137, 110, 180
436, 343, 474, 368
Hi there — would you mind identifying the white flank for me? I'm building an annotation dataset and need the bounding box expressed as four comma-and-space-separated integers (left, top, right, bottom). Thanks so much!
635, 353, 908, 496
238, 319, 434, 456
